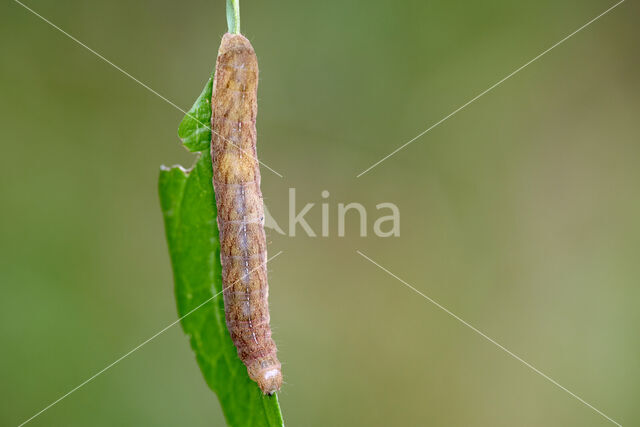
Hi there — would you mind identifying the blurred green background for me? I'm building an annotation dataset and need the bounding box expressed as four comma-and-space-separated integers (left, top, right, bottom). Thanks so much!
1, 0, 638, 425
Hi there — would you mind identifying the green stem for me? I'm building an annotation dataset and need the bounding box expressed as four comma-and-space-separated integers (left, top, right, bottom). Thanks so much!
226, 0, 241, 34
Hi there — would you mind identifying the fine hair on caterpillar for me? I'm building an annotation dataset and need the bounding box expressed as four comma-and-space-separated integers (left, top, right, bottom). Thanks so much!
210, 32, 282, 395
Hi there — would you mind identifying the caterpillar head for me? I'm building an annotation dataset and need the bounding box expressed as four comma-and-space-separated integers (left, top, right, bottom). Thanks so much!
248, 358, 282, 395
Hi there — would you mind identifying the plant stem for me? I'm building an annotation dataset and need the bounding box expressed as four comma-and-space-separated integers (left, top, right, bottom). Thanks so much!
226, 0, 241, 34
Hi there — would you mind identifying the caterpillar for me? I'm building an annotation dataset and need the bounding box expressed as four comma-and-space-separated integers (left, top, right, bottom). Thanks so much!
210, 33, 282, 395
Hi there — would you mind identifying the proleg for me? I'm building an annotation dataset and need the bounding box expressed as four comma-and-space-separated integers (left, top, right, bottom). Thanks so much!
210, 33, 282, 394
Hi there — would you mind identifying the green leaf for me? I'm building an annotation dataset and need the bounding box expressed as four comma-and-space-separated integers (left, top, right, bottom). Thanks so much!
177, 78, 213, 153
159, 76, 284, 426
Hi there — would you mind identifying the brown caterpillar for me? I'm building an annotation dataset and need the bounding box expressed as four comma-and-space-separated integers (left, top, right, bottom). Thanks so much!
210, 33, 282, 394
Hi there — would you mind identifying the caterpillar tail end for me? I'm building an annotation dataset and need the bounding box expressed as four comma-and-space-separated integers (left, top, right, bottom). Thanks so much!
247, 358, 282, 395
